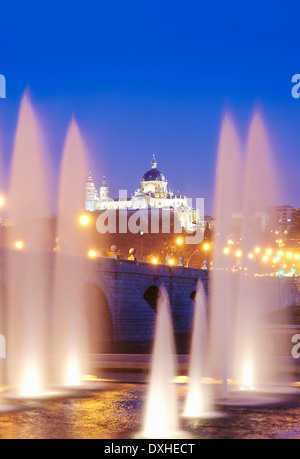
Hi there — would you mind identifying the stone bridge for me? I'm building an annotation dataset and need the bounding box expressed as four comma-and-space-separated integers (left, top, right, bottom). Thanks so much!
0, 251, 208, 354
0, 249, 299, 355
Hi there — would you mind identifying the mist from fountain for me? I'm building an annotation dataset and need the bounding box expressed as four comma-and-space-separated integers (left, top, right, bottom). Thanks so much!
233, 111, 280, 391
209, 109, 284, 404
209, 112, 243, 399
142, 286, 180, 438
6, 92, 51, 397
51, 117, 89, 387
183, 280, 215, 418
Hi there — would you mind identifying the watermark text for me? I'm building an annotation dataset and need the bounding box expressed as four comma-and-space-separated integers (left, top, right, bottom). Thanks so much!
0, 334, 6, 358
291, 74, 300, 98
291, 334, 300, 359
95, 195, 204, 244
0, 74, 6, 99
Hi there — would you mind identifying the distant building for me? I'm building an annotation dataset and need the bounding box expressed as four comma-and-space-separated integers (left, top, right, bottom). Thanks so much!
268, 205, 300, 234
231, 211, 270, 236
85, 154, 201, 232
204, 214, 216, 230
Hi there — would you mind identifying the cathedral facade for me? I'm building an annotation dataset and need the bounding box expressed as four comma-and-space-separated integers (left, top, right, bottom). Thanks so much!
85, 154, 200, 232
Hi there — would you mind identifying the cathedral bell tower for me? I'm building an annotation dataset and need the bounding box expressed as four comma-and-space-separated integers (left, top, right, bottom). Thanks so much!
85, 171, 98, 211
100, 176, 109, 200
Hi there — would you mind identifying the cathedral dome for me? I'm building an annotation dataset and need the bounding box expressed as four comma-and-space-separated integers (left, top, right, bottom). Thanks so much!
142, 168, 166, 182
142, 154, 166, 182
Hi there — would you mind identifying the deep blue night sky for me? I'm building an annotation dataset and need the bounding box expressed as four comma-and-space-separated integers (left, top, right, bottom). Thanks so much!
0, 1, 299, 214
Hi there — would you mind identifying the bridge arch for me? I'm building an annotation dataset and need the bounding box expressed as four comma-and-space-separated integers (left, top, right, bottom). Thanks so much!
190, 290, 197, 301
80, 282, 113, 353
143, 285, 160, 312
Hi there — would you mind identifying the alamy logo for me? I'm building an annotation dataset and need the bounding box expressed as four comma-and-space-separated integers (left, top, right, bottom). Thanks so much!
0, 74, 6, 99
291, 334, 300, 359
291, 74, 300, 99
0, 334, 6, 358
95, 195, 205, 244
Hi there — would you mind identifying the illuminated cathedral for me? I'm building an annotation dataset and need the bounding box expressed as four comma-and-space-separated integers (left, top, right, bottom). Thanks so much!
85, 154, 200, 231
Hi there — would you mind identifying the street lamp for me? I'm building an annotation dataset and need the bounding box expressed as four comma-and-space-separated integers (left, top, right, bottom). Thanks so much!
166, 254, 174, 266
79, 214, 89, 226
15, 240, 24, 250
186, 248, 198, 267
140, 230, 144, 261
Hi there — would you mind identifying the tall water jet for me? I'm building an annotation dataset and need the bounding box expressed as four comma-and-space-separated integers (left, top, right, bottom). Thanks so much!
183, 280, 214, 418
142, 286, 179, 438
233, 111, 280, 390
0, 131, 6, 388
209, 113, 243, 399
6, 91, 51, 396
51, 117, 89, 387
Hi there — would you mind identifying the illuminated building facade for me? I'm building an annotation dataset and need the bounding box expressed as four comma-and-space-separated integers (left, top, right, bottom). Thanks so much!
268, 205, 300, 234
85, 154, 200, 232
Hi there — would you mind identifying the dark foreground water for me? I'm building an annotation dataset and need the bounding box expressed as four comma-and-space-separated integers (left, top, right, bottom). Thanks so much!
0, 380, 299, 439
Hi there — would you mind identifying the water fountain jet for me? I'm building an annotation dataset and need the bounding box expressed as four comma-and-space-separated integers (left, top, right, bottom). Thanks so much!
51, 117, 89, 388
183, 280, 216, 418
142, 286, 181, 439
6, 91, 51, 398
209, 112, 243, 400
233, 111, 281, 396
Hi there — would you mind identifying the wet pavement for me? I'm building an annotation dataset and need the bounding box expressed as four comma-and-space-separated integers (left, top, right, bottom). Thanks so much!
0, 376, 299, 439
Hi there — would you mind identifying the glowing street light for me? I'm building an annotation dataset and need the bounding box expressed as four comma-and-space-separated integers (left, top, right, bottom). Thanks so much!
88, 249, 96, 258
235, 250, 242, 258
79, 214, 89, 226
203, 243, 210, 251
15, 240, 24, 250
166, 256, 175, 266
176, 237, 183, 246
254, 247, 261, 254
0, 196, 5, 207
152, 257, 158, 264
223, 247, 230, 255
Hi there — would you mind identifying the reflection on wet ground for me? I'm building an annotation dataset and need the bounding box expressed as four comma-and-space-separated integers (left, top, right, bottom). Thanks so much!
0, 383, 144, 439
0, 380, 299, 439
